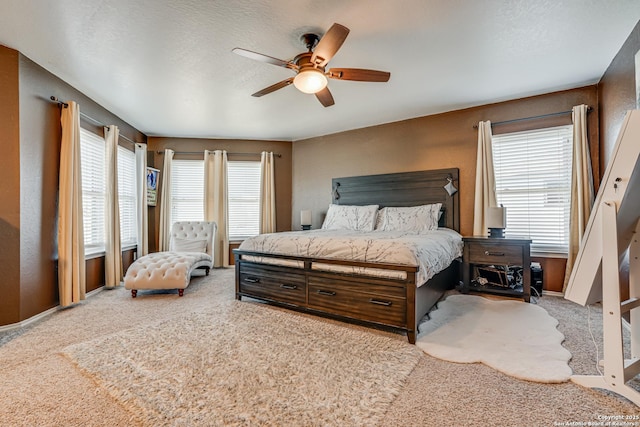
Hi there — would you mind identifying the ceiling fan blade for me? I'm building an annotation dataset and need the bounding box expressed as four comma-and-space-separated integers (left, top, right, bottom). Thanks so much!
232, 48, 297, 70
251, 78, 294, 97
327, 68, 390, 82
311, 23, 350, 67
315, 87, 335, 107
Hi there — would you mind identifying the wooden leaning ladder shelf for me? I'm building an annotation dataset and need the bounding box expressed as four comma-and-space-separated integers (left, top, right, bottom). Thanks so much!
569, 201, 640, 405
565, 110, 640, 406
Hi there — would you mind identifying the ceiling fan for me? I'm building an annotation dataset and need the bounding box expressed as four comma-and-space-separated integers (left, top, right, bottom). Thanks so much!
232, 23, 390, 107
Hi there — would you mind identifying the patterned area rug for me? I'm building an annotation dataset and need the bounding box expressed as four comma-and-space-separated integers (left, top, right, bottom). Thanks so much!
416, 294, 572, 383
62, 301, 422, 426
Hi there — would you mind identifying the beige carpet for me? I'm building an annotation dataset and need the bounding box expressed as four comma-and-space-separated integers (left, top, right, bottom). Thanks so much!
416, 294, 572, 383
61, 300, 421, 426
1, 268, 639, 426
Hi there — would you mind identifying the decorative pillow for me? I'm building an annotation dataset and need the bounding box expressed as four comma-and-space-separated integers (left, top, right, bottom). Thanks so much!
378, 203, 442, 233
374, 207, 387, 230
171, 238, 208, 253
321, 204, 379, 231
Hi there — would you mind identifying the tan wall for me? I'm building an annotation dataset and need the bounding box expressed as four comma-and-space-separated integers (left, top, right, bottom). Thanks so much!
0, 46, 21, 326
597, 20, 640, 303
17, 53, 147, 309
0, 45, 148, 326
598, 19, 640, 169
292, 86, 599, 292
147, 137, 292, 252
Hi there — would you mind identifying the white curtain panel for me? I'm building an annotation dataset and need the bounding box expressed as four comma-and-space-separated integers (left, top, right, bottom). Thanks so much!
204, 149, 229, 267
260, 151, 276, 234
473, 120, 498, 236
158, 149, 174, 251
563, 105, 595, 291
104, 125, 122, 287
57, 101, 86, 307
135, 143, 149, 257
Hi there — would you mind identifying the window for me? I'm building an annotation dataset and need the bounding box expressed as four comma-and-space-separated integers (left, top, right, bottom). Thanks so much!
171, 160, 204, 223
79, 128, 106, 256
117, 146, 137, 248
492, 125, 573, 254
168, 159, 261, 240
228, 161, 261, 240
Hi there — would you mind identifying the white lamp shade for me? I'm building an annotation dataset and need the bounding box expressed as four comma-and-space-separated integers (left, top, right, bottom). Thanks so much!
301, 210, 312, 225
293, 70, 328, 94
487, 206, 506, 228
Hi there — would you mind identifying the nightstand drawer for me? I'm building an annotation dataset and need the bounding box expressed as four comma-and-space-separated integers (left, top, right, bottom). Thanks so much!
469, 243, 523, 264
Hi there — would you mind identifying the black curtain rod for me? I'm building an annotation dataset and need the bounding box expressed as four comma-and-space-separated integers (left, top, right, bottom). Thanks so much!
51, 96, 69, 108
50, 96, 142, 145
156, 150, 281, 158
472, 106, 592, 129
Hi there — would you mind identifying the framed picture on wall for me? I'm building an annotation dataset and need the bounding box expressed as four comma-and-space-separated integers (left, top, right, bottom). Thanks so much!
146, 167, 160, 206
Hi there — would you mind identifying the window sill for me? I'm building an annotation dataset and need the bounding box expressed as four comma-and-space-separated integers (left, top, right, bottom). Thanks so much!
85, 246, 138, 260
85, 250, 106, 260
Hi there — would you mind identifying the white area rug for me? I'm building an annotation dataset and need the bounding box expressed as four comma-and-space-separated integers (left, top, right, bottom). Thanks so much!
62, 301, 422, 426
416, 294, 572, 383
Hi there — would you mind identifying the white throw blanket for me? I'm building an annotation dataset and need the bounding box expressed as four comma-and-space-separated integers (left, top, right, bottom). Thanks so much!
417, 294, 573, 383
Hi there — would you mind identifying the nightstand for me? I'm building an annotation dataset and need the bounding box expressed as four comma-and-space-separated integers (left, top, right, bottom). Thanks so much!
461, 236, 532, 302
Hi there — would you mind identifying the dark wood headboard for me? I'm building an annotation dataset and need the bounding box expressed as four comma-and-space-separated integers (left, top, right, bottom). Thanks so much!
331, 168, 460, 232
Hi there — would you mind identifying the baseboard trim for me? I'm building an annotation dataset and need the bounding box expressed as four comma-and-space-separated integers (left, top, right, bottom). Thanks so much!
0, 305, 59, 333
542, 290, 564, 297
0, 286, 105, 333
86, 286, 104, 298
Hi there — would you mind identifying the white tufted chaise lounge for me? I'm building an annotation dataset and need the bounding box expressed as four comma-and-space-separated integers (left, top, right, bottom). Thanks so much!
124, 221, 217, 297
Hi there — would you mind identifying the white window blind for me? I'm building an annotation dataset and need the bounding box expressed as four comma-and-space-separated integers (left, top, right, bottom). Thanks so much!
171, 160, 204, 224
117, 145, 137, 248
228, 161, 261, 240
80, 128, 106, 256
492, 125, 573, 254
169, 159, 261, 240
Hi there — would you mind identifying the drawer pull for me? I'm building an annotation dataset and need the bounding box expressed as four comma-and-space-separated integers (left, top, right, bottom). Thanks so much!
280, 283, 298, 290
369, 298, 392, 307
244, 277, 260, 284
484, 251, 505, 256
316, 290, 336, 297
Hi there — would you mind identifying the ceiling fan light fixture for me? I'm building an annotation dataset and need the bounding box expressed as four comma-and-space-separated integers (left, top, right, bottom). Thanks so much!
234, 23, 389, 106
293, 69, 328, 94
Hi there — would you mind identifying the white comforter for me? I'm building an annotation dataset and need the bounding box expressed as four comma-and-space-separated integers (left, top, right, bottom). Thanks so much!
238, 228, 463, 286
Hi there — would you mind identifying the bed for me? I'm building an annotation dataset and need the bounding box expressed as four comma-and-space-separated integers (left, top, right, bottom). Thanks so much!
233, 168, 461, 343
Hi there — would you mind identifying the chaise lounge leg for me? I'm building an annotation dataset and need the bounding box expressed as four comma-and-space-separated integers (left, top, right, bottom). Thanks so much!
178, 289, 184, 297
205, 267, 210, 276
131, 290, 137, 298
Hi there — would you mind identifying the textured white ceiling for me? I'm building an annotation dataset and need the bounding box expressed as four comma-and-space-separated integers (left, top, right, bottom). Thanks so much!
1, 0, 639, 141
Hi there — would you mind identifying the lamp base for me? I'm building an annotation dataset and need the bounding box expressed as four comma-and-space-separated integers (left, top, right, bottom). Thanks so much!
301, 225, 311, 231
488, 228, 505, 238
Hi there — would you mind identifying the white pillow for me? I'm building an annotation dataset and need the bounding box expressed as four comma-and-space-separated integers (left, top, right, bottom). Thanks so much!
374, 207, 387, 230
171, 238, 208, 253
321, 204, 379, 231
378, 203, 442, 233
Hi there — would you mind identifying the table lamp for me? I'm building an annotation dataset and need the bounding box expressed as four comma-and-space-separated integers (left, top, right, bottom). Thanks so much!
487, 206, 506, 238
301, 210, 312, 230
